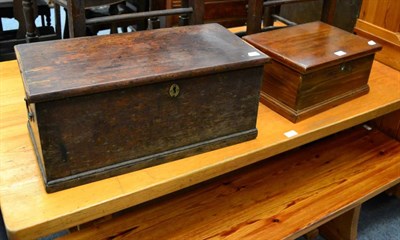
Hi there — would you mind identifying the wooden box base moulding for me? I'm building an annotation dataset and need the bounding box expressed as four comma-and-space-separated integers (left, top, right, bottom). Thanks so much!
243, 22, 382, 123
15, 24, 269, 192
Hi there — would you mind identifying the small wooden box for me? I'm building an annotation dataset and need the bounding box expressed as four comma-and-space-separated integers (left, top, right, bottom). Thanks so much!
243, 22, 382, 122
15, 24, 269, 192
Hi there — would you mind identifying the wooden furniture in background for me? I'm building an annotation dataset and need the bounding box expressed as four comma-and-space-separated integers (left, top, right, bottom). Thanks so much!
0, 0, 58, 61
275, 0, 363, 32
0, 0, 51, 30
63, 0, 137, 38
354, 0, 400, 70
165, 0, 358, 35
0, 59, 399, 239
166, 0, 247, 28
52, 0, 203, 38
261, 0, 336, 29
165, 0, 338, 35
247, 0, 337, 34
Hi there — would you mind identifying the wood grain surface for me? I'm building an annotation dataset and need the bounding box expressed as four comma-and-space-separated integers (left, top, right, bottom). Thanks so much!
60, 126, 400, 240
31, 66, 263, 192
354, 17, 400, 71
358, 0, 400, 32
0, 60, 399, 240
243, 21, 382, 73
15, 23, 268, 103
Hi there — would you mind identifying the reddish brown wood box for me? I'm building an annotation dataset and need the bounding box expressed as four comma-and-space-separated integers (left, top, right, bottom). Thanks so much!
243, 22, 382, 122
15, 24, 269, 193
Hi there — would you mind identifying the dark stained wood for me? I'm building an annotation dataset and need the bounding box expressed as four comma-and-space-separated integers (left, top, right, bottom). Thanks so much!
321, 0, 336, 24
16, 24, 267, 103
297, 55, 373, 109
53, 0, 200, 38
261, 0, 341, 32
203, 0, 246, 28
277, 0, 363, 32
246, 0, 263, 34
150, 0, 167, 10
21, 0, 38, 42
243, 22, 382, 122
244, 22, 382, 73
188, 0, 204, 25
0, 0, 58, 61
15, 24, 269, 192
167, 0, 241, 28
65, 0, 86, 37
58, 126, 400, 239
84, 0, 125, 8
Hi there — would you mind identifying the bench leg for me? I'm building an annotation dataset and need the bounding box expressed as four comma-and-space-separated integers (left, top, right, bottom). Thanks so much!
305, 228, 320, 240
386, 184, 400, 199
319, 205, 361, 240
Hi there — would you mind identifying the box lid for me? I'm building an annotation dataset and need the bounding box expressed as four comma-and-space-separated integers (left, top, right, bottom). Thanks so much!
243, 21, 382, 74
15, 24, 269, 103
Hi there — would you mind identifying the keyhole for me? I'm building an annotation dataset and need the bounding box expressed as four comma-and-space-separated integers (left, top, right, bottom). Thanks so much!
169, 84, 180, 97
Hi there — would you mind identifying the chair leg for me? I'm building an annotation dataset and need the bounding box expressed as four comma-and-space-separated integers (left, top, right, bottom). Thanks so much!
41, 15, 45, 26
179, 14, 189, 26
54, 4, 62, 38
111, 24, 118, 34
148, 17, 160, 30
63, 8, 69, 38
46, 11, 51, 26
263, 5, 280, 28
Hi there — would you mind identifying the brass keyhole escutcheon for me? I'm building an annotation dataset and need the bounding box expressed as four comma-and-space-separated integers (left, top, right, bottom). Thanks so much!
169, 84, 180, 97
340, 63, 352, 72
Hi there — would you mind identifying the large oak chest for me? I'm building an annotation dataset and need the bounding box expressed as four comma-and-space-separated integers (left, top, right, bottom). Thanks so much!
243, 22, 382, 122
15, 24, 269, 192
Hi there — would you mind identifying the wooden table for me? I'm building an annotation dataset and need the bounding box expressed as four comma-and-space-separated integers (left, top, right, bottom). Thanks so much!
0, 60, 399, 239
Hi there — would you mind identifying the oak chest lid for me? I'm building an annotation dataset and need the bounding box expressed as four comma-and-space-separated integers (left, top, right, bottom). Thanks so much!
243, 21, 381, 74
15, 23, 269, 103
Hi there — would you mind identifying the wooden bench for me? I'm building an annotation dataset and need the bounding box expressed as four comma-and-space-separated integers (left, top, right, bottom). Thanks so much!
60, 125, 400, 239
0, 60, 399, 239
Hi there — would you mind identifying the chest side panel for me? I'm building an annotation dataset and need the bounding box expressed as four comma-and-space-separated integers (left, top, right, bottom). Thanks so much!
35, 67, 263, 182
262, 60, 302, 109
297, 55, 375, 109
